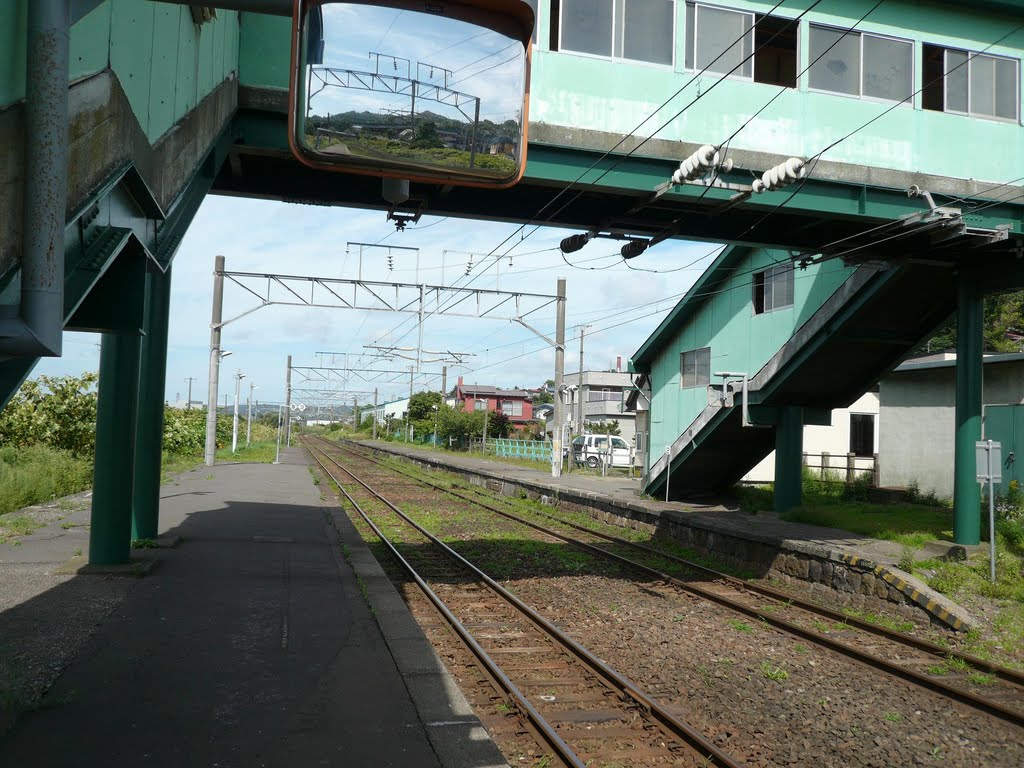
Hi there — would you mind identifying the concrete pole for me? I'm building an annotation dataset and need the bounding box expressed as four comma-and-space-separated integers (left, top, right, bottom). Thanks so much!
232, 371, 244, 453
373, 387, 379, 440
274, 404, 283, 464
185, 377, 195, 409
552, 278, 566, 477
285, 355, 293, 447
576, 325, 588, 437
246, 382, 255, 446
953, 272, 983, 545
441, 365, 447, 400
204, 256, 226, 466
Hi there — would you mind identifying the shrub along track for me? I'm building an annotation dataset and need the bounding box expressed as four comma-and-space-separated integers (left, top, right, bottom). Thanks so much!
306, 438, 743, 768
308, 436, 1024, 767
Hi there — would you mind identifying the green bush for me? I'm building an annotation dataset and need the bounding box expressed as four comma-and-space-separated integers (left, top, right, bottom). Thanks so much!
0, 445, 93, 515
161, 407, 234, 455
0, 373, 98, 456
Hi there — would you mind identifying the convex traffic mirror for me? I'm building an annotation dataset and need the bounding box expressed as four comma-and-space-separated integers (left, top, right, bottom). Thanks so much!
290, 0, 534, 188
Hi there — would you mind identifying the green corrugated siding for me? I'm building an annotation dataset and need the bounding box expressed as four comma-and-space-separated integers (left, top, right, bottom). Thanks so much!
647, 251, 854, 460
238, 12, 291, 91
530, 0, 1024, 184
1, 1, 238, 143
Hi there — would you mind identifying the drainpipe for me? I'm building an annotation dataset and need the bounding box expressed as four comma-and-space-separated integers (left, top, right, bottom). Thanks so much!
0, 0, 69, 358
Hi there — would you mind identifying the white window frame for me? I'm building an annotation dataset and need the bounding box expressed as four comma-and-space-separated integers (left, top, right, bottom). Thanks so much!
679, 346, 711, 389
942, 47, 1020, 123
685, 1, 801, 87
473, 398, 487, 411
559, 0, 677, 69
753, 263, 794, 315
807, 24, 914, 106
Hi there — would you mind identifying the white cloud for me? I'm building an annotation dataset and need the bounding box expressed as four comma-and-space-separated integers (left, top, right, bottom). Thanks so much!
33, 194, 705, 409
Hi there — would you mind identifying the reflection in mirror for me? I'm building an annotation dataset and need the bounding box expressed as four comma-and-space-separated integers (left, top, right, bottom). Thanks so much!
294, 1, 531, 186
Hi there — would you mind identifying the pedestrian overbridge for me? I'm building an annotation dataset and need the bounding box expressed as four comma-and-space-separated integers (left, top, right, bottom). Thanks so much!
0, 0, 1022, 561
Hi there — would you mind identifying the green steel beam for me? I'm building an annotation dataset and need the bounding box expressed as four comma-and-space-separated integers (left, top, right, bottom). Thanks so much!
953, 271, 984, 546
89, 332, 141, 566
774, 406, 804, 514
132, 264, 172, 542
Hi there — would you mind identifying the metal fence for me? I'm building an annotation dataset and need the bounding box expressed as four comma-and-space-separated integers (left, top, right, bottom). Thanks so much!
492, 438, 553, 461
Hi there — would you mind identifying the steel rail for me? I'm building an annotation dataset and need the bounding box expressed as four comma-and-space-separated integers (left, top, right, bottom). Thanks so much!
338, 437, 1024, 683
305, 437, 746, 768
305, 443, 583, 768
327, 438, 1024, 728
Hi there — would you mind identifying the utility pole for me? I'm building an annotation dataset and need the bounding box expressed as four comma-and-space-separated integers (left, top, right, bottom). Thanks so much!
408, 364, 414, 400
441, 365, 447, 400
373, 387, 379, 440
246, 382, 256, 446
483, 404, 489, 452
576, 324, 590, 438
354, 396, 359, 428
205, 256, 225, 466
284, 355, 293, 447
232, 371, 245, 453
552, 277, 566, 478
185, 377, 196, 409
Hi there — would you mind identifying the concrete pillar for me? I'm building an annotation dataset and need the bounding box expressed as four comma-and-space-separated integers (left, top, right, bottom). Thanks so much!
953, 272, 983, 545
774, 406, 804, 513
132, 266, 172, 542
89, 332, 142, 565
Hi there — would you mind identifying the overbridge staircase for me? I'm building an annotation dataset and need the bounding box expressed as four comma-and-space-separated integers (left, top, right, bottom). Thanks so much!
643, 259, 973, 498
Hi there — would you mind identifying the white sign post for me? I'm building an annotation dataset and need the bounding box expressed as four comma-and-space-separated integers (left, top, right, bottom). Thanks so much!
976, 440, 1002, 583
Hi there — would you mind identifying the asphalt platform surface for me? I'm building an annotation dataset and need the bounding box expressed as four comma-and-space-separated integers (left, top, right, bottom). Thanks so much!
0, 448, 506, 768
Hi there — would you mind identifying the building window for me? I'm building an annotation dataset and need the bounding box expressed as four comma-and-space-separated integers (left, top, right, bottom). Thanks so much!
559, 0, 674, 66
501, 400, 524, 416
473, 399, 487, 411
808, 26, 913, 103
922, 44, 1019, 121
850, 413, 875, 457
753, 263, 794, 314
588, 387, 622, 402
680, 346, 711, 389
636, 431, 646, 452
685, 3, 797, 88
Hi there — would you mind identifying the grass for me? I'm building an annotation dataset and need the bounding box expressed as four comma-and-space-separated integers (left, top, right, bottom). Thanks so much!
760, 661, 789, 681
841, 607, 916, 633
0, 514, 45, 543
883, 712, 902, 723
0, 445, 92, 516
781, 501, 953, 548
728, 619, 754, 633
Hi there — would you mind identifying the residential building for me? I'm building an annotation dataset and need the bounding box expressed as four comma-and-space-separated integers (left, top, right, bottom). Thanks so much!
743, 392, 880, 484
560, 369, 639, 448
454, 377, 534, 427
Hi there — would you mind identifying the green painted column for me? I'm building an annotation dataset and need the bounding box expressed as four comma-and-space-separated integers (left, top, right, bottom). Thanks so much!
132, 266, 172, 542
774, 406, 804, 514
953, 272, 983, 545
89, 332, 142, 566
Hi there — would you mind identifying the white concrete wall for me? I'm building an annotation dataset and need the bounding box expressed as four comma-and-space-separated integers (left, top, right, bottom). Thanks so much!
879, 358, 1024, 498
744, 393, 880, 483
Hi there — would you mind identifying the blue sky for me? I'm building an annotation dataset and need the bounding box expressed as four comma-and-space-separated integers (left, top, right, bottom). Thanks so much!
35, 195, 718, 409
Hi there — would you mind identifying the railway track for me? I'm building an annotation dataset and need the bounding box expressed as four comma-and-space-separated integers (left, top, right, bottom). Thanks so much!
305, 437, 745, 768
312, 436, 1024, 730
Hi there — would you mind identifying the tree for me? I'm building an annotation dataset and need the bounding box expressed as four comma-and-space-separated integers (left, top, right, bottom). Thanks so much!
916, 291, 1024, 354
587, 420, 621, 436
411, 120, 442, 149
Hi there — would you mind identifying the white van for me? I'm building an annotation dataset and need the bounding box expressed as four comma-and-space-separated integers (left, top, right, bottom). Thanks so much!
571, 434, 633, 469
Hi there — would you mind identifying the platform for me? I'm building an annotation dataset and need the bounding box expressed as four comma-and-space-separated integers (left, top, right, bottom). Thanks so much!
0, 448, 507, 768
358, 440, 976, 631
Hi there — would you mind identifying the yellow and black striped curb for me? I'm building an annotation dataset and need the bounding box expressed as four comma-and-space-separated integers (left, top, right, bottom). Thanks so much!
837, 554, 971, 631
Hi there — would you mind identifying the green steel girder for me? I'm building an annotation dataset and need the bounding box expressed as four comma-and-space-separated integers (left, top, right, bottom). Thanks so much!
217, 111, 1024, 253
0, 127, 232, 409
